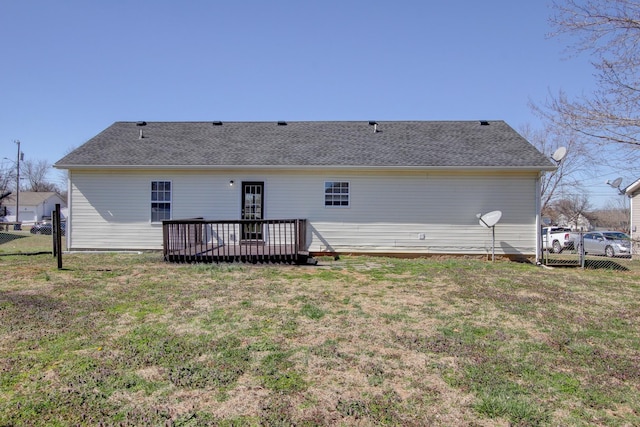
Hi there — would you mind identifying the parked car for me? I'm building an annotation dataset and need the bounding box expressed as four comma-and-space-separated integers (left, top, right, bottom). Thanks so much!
30, 221, 66, 236
542, 227, 579, 253
581, 231, 630, 257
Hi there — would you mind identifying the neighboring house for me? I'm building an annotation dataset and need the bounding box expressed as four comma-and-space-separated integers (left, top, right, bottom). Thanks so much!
3, 191, 67, 224
625, 178, 640, 254
54, 121, 555, 258
555, 213, 592, 232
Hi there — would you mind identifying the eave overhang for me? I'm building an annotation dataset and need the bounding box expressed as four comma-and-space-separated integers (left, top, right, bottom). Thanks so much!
625, 178, 640, 195
54, 164, 558, 173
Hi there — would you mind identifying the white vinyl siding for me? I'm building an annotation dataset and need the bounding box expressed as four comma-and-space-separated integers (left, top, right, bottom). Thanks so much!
67, 169, 539, 255
68, 170, 245, 250
265, 172, 537, 255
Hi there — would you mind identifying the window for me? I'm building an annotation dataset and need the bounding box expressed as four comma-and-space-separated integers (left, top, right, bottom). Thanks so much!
151, 181, 171, 222
325, 181, 349, 207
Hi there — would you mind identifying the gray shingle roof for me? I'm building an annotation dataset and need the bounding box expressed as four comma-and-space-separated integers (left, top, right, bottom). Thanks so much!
4, 192, 64, 206
54, 121, 555, 170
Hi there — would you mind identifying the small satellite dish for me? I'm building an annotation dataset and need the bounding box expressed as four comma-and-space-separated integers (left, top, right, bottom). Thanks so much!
476, 210, 502, 261
609, 177, 623, 188
478, 210, 502, 228
551, 146, 567, 163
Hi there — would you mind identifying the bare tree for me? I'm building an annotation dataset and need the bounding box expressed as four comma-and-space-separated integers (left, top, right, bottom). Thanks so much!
520, 122, 591, 215
21, 159, 58, 192
592, 197, 630, 231
538, 0, 640, 164
0, 168, 14, 194
0, 169, 14, 217
54, 145, 75, 198
552, 195, 595, 230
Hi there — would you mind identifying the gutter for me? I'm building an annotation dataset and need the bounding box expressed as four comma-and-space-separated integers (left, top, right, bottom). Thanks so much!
54, 164, 558, 172
625, 178, 640, 195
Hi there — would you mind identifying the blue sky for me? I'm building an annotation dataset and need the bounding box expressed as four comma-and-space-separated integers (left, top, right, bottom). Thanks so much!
0, 1, 629, 206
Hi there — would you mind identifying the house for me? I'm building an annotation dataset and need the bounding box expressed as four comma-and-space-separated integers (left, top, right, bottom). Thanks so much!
554, 213, 592, 232
625, 178, 640, 254
3, 191, 67, 224
53, 121, 555, 259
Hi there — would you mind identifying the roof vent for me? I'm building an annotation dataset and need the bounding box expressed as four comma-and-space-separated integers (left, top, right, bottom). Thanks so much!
277, 121, 287, 126
368, 121, 379, 133
136, 122, 147, 139
479, 120, 490, 126
212, 121, 223, 126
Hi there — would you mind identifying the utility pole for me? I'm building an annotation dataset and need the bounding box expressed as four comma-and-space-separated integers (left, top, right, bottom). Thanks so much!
14, 140, 21, 226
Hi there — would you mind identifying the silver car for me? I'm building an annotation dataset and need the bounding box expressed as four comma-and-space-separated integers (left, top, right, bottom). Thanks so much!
582, 231, 630, 257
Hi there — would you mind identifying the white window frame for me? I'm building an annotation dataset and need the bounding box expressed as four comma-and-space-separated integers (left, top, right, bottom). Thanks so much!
324, 181, 350, 208
151, 180, 172, 223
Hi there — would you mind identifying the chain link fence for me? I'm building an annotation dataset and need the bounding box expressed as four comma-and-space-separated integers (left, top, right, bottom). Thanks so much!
0, 221, 66, 255
3, 219, 637, 271
541, 230, 638, 270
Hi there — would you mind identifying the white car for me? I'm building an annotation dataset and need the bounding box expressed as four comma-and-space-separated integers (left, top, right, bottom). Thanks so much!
582, 231, 630, 257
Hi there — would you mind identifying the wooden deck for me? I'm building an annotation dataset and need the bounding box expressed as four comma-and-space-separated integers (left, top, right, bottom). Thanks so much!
163, 219, 310, 264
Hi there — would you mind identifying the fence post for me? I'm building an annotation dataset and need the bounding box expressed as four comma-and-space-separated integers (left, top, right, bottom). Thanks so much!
578, 232, 585, 269
52, 209, 58, 257
54, 204, 63, 269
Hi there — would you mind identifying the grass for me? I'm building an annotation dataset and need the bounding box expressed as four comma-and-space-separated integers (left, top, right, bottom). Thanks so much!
0, 229, 63, 254
0, 248, 639, 425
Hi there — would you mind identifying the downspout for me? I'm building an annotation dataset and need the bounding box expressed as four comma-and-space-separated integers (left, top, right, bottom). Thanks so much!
66, 171, 71, 251
535, 172, 542, 265
631, 193, 635, 258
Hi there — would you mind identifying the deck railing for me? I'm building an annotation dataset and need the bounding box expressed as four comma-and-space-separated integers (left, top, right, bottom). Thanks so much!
162, 218, 308, 263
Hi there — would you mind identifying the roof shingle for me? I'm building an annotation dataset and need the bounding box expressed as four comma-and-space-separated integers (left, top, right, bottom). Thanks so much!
54, 121, 554, 169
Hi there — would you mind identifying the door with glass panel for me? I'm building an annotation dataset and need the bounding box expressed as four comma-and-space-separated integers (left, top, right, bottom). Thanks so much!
241, 182, 264, 240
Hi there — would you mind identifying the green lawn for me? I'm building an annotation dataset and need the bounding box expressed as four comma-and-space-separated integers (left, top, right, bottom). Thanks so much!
0, 229, 64, 255
1, 252, 639, 426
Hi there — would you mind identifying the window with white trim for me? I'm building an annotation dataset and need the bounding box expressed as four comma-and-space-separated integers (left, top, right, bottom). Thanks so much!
151, 180, 172, 222
324, 181, 350, 207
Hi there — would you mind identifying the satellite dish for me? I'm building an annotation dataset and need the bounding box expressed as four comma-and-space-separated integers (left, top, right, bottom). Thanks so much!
551, 146, 567, 163
476, 210, 502, 262
609, 177, 623, 188
478, 210, 502, 228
